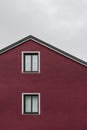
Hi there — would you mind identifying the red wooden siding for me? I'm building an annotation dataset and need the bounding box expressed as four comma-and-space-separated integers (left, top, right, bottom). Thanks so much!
0, 40, 87, 130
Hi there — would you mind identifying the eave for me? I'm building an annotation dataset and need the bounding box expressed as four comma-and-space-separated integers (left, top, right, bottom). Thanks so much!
0, 35, 87, 67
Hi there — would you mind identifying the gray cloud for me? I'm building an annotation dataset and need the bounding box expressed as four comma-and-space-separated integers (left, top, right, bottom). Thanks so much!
0, 0, 87, 61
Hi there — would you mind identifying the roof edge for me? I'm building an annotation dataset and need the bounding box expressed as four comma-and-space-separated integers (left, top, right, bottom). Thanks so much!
0, 35, 87, 67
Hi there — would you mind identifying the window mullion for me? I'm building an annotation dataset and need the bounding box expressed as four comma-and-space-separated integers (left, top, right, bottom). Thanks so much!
37, 55, 39, 72
37, 96, 39, 113
31, 55, 33, 72
31, 96, 33, 113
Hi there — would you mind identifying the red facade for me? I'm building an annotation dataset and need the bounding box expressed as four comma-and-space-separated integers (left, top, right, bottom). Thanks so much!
0, 36, 87, 130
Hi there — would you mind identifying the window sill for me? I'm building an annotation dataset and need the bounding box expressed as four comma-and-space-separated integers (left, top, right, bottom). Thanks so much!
21, 71, 40, 74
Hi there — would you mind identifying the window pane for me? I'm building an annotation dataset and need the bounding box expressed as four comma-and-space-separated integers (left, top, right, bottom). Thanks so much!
25, 96, 31, 113
32, 55, 38, 71
25, 55, 31, 71
32, 96, 38, 113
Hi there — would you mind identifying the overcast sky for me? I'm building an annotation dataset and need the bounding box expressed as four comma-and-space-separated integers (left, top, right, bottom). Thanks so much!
0, 0, 87, 61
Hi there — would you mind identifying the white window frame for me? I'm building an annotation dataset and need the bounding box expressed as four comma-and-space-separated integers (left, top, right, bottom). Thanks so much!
22, 51, 40, 73
22, 93, 40, 115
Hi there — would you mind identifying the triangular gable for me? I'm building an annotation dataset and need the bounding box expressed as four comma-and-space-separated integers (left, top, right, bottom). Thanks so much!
0, 35, 87, 67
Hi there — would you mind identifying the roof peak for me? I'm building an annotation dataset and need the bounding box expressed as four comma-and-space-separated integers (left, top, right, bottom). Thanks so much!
0, 35, 87, 67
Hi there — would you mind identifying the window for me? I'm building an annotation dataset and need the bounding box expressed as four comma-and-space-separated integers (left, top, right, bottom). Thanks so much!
22, 93, 40, 115
22, 52, 40, 73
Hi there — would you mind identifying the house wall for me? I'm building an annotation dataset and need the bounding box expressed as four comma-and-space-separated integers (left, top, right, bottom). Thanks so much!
0, 40, 87, 130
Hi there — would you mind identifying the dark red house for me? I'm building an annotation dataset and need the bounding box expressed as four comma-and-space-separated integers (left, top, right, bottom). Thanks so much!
0, 35, 87, 130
